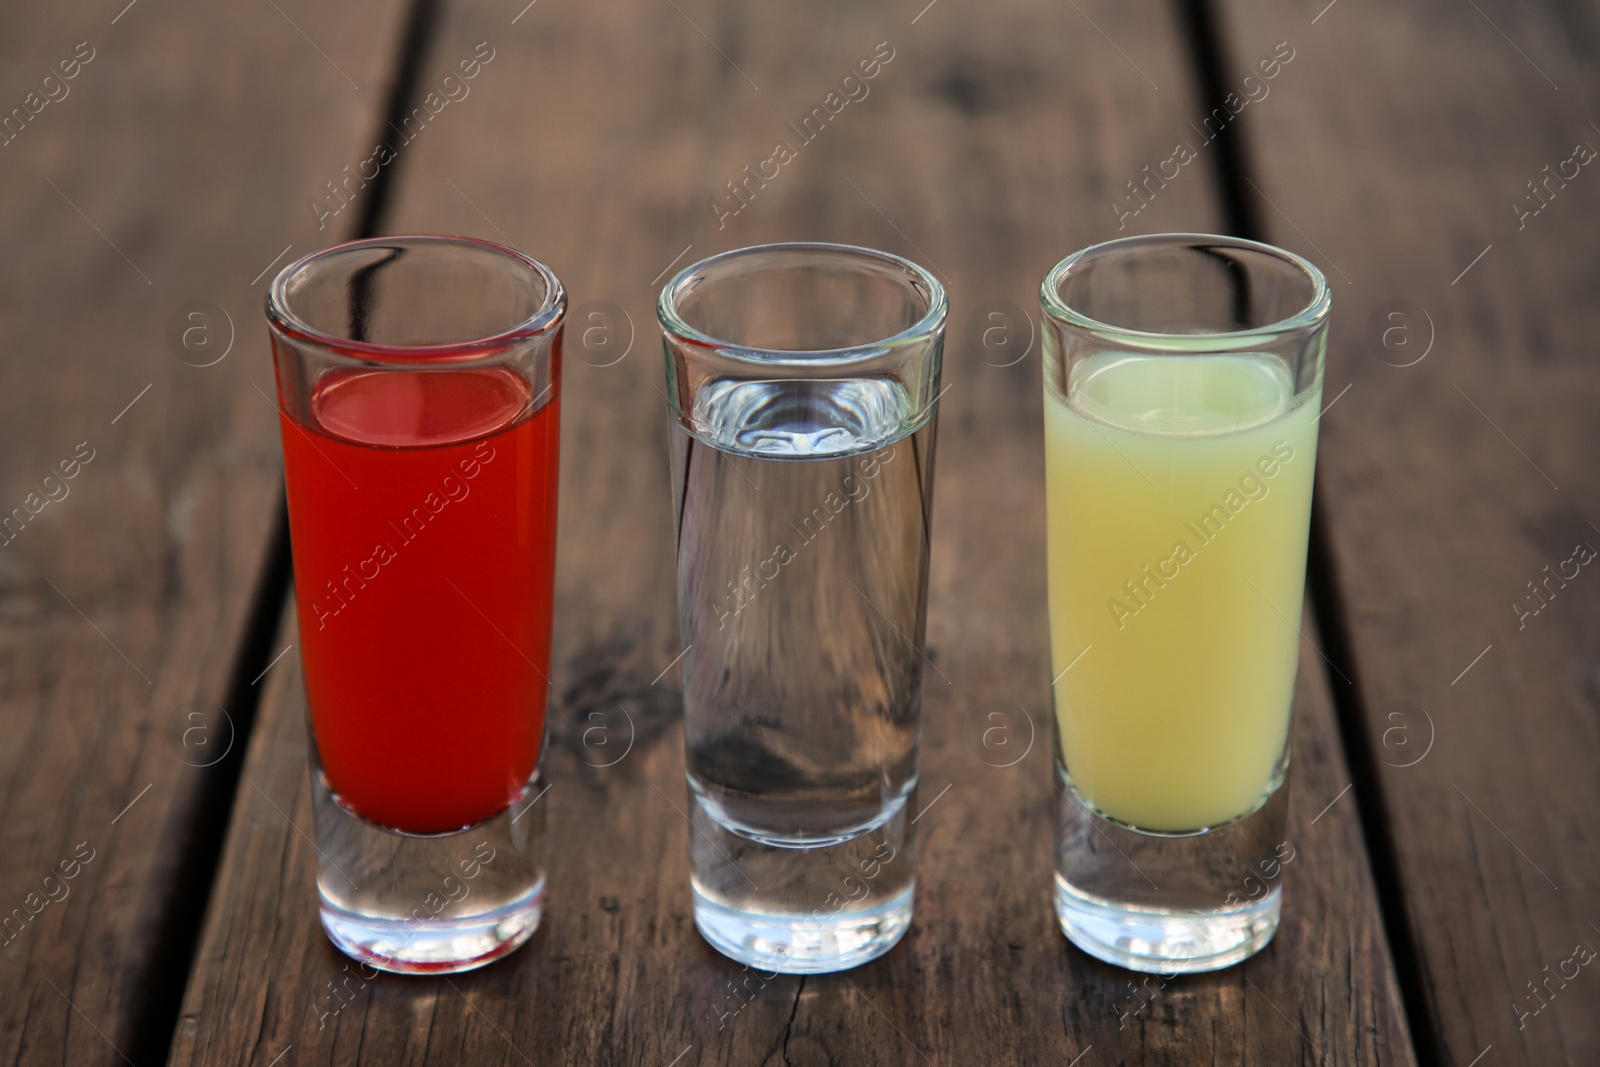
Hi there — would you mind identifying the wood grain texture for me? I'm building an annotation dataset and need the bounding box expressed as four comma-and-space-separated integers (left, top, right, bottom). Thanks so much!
175, 609, 1411, 1067
0, 2, 406, 1063
172, 0, 1414, 1062
1211, 1, 1600, 1063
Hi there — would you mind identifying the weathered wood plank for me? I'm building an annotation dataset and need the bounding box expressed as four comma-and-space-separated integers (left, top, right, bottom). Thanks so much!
174, 608, 1413, 1066
173, 0, 1415, 1062
0, 2, 407, 1063
1211, 1, 1600, 1063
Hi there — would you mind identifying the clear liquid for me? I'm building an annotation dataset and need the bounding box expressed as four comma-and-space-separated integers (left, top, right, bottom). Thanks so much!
671, 377, 936, 847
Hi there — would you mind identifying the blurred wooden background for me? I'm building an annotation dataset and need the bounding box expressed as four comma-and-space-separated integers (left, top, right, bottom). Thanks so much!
0, 0, 1594, 1063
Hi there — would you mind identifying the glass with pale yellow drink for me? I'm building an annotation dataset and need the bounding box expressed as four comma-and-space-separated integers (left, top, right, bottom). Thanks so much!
1040, 235, 1329, 973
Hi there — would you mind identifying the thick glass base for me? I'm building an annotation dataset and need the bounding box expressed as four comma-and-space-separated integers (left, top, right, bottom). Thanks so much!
310, 765, 546, 975
321, 882, 544, 974
693, 881, 914, 975
688, 788, 916, 974
1055, 874, 1280, 973
1054, 756, 1291, 974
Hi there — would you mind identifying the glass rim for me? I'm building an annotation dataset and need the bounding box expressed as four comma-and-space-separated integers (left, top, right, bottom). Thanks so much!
265, 234, 566, 364
656, 241, 948, 367
1039, 232, 1330, 351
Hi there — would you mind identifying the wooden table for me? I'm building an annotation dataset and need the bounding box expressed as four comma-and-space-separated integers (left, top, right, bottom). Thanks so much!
1, 0, 1594, 1063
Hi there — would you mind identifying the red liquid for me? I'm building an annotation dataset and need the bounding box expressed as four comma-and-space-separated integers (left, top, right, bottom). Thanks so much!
280, 366, 559, 833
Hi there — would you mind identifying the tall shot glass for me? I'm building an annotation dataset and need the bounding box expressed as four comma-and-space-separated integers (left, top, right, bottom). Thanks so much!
1041, 234, 1329, 972
658, 243, 946, 973
267, 235, 564, 973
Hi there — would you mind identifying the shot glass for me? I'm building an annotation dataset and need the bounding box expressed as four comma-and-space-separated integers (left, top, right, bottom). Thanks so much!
1041, 234, 1328, 972
267, 235, 564, 973
657, 243, 946, 973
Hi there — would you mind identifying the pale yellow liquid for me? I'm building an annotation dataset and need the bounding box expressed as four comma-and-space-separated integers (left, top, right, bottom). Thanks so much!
1045, 352, 1319, 832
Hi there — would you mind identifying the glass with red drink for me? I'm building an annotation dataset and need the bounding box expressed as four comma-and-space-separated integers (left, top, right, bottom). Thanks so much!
267, 235, 563, 973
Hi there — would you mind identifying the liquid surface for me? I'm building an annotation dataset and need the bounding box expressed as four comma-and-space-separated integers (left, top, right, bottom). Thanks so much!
690, 377, 917, 458
673, 378, 934, 844
1045, 353, 1318, 831
282, 367, 559, 833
